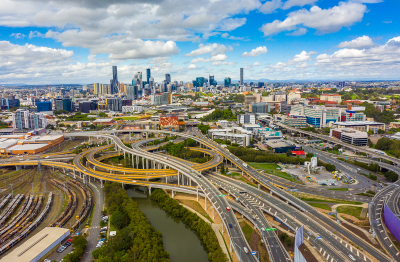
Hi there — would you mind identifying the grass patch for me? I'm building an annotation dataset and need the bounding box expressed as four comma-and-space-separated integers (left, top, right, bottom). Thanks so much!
109, 222, 117, 233
299, 196, 363, 205
238, 177, 257, 188
113, 116, 139, 121
248, 162, 299, 183
337, 206, 364, 220
219, 231, 233, 262
239, 221, 254, 243
308, 203, 331, 211
327, 188, 348, 191
88, 203, 95, 227
177, 199, 213, 223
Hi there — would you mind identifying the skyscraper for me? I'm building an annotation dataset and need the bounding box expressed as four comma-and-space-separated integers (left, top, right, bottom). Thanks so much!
240, 68, 243, 85
165, 74, 171, 84
209, 75, 217, 86
224, 77, 231, 87
110, 66, 119, 94
146, 68, 151, 84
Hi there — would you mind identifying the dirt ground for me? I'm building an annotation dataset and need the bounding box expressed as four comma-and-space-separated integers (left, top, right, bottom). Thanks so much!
248, 231, 270, 262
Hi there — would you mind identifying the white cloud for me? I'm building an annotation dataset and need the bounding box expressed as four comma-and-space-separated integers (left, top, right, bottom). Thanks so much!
211, 61, 236, 66
188, 64, 197, 69
261, 2, 367, 36
383, 21, 392, 24
185, 43, 232, 56
242, 46, 268, 57
292, 51, 317, 62
148, 57, 170, 64
253, 62, 262, 66
10, 33, 25, 38
286, 27, 308, 36
29, 31, 44, 38
221, 33, 246, 41
87, 54, 96, 62
338, 35, 374, 49
282, 0, 318, 10
259, 0, 282, 14
191, 54, 227, 63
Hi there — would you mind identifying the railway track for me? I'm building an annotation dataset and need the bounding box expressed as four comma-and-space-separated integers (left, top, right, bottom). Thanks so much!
49, 179, 77, 228
68, 180, 93, 231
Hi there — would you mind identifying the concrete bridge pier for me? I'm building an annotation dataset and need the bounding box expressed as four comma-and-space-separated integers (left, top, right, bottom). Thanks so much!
146, 159, 149, 169
101, 180, 103, 188
148, 186, 151, 195
142, 158, 145, 169
258, 184, 260, 190
88, 176, 91, 183
136, 155, 139, 169
178, 172, 180, 185
172, 191, 175, 198
16, 165, 22, 171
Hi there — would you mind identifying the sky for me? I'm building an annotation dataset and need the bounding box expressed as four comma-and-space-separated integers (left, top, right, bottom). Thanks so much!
0, 0, 399, 85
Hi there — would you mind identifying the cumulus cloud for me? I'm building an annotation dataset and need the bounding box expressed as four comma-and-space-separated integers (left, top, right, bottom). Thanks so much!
87, 54, 96, 62
286, 27, 308, 36
185, 43, 232, 56
253, 62, 262, 66
148, 57, 170, 64
282, 0, 317, 10
211, 61, 236, 66
292, 51, 317, 62
10, 33, 25, 38
242, 46, 268, 57
261, 2, 367, 36
221, 33, 246, 41
259, 0, 282, 14
188, 64, 197, 69
191, 54, 228, 63
338, 35, 374, 49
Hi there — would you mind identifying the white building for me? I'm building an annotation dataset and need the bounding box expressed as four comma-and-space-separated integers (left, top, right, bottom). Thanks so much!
12, 109, 47, 130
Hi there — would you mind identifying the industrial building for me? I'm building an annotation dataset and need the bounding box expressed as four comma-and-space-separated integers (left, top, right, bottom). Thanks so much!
331, 121, 385, 133
264, 140, 296, 153
0, 227, 69, 262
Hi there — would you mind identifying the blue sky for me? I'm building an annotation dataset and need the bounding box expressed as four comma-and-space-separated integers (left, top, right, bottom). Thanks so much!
0, 0, 399, 84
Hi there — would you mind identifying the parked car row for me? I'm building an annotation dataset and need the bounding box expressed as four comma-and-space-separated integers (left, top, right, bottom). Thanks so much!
56, 239, 72, 253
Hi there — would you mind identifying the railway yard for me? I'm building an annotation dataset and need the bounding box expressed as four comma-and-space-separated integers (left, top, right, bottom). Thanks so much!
0, 165, 93, 259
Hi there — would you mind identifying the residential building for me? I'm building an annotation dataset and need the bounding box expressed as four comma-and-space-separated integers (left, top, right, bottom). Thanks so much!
126, 85, 138, 100
151, 93, 171, 106
320, 94, 342, 103
237, 114, 256, 124
106, 98, 122, 112
244, 95, 257, 111
110, 66, 119, 94
240, 68, 243, 85
12, 109, 47, 130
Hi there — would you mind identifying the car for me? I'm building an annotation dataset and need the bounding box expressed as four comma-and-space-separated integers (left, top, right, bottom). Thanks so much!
243, 247, 249, 254
307, 232, 312, 236
348, 254, 356, 261
229, 224, 232, 228
65, 242, 71, 246
45, 156, 50, 159
226, 207, 231, 212
44, 259, 52, 262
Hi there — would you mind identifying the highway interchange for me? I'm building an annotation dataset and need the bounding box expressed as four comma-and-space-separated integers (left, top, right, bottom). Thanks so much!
2, 124, 400, 262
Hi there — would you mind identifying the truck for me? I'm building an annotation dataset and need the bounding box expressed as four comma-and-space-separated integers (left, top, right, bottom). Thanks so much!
243, 163, 248, 168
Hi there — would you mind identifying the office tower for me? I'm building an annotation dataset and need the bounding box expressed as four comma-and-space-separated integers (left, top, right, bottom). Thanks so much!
224, 77, 231, 87
106, 98, 122, 112
60, 88, 66, 95
165, 74, 171, 84
12, 109, 47, 130
36, 101, 52, 112
55, 98, 72, 112
240, 68, 243, 85
110, 66, 119, 94
78, 101, 98, 113
149, 76, 154, 88
146, 68, 151, 84
209, 75, 217, 86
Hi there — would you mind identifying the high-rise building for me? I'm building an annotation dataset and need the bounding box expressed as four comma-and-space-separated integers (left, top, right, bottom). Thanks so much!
240, 68, 243, 85
149, 76, 154, 88
78, 101, 98, 113
126, 85, 138, 100
165, 74, 171, 84
106, 98, 122, 112
55, 98, 72, 112
12, 109, 47, 130
36, 101, 52, 112
110, 66, 119, 94
224, 77, 231, 87
146, 68, 151, 85
119, 83, 126, 94
209, 75, 217, 86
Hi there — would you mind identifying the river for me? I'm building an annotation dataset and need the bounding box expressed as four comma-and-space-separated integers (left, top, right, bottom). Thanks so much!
127, 189, 209, 262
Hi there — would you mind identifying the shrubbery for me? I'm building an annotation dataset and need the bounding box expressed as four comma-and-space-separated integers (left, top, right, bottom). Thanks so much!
227, 146, 305, 164
61, 235, 88, 262
92, 183, 170, 262
150, 189, 227, 262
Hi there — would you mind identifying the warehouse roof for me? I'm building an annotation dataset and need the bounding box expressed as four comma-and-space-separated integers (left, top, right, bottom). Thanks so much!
0, 227, 69, 262
93, 118, 114, 122
8, 144, 48, 151
334, 121, 384, 126
29, 135, 64, 141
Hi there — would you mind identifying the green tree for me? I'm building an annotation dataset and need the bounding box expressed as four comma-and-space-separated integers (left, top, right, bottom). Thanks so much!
98, 112, 107, 117
286, 150, 292, 157
221, 162, 225, 174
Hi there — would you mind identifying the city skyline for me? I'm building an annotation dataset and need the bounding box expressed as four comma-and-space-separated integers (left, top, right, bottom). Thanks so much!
0, 0, 399, 84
